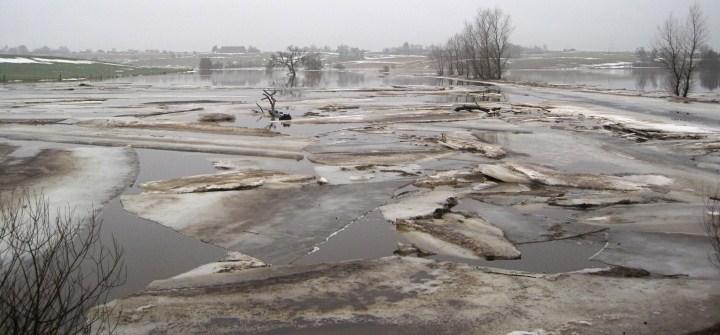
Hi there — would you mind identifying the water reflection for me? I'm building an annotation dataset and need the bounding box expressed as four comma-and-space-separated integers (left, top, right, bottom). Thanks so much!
632, 68, 660, 91
701, 70, 720, 91
111, 69, 455, 89
338, 71, 365, 87
700, 57, 720, 91
506, 67, 718, 92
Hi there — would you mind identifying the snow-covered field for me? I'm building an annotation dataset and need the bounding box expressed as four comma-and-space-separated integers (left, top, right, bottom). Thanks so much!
0, 56, 95, 64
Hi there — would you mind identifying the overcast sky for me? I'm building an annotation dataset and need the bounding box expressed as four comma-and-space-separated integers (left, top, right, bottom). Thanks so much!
1, 0, 718, 52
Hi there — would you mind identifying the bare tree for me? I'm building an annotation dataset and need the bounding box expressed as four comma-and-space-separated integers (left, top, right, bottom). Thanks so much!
0, 190, 125, 335
269, 46, 307, 78
487, 8, 513, 80
446, 35, 463, 76
254, 89, 279, 118
432, 8, 513, 80
428, 46, 447, 75
656, 14, 683, 96
654, 3, 707, 97
462, 22, 480, 79
681, 4, 707, 97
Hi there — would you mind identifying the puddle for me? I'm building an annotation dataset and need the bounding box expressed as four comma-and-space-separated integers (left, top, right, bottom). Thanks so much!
432, 239, 604, 273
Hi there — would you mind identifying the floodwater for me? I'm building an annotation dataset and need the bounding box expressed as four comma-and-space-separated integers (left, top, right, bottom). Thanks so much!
436, 240, 604, 273
101, 149, 232, 298
28, 69, 610, 298
505, 67, 719, 93
106, 69, 450, 88
95, 71, 606, 298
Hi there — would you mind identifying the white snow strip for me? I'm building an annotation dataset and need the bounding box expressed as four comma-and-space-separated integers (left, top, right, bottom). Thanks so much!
0, 57, 47, 64
584, 61, 633, 69
32, 57, 94, 64
0, 57, 96, 65
550, 105, 718, 134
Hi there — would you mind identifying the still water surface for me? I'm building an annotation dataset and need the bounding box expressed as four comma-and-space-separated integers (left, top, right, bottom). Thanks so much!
505, 67, 719, 93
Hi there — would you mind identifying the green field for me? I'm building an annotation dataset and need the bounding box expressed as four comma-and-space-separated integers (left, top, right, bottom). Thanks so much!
0, 55, 188, 82
508, 51, 636, 70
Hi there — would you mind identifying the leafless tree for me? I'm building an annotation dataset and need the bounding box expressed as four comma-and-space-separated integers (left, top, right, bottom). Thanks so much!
254, 89, 280, 119
445, 35, 463, 76
428, 46, 447, 75
0, 190, 125, 335
654, 3, 707, 97
431, 8, 513, 80
487, 8, 513, 80
269, 46, 307, 78
462, 23, 480, 79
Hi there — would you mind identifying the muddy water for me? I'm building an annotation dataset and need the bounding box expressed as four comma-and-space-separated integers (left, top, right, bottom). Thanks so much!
101, 198, 225, 298
102, 149, 233, 298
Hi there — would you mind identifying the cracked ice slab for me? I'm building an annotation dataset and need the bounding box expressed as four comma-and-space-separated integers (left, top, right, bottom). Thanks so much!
396, 213, 521, 260
380, 189, 466, 221
479, 162, 672, 191
122, 180, 408, 264
592, 231, 720, 279
139, 169, 315, 193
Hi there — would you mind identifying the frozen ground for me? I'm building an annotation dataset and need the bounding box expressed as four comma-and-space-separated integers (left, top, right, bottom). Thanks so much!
1, 69, 719, 334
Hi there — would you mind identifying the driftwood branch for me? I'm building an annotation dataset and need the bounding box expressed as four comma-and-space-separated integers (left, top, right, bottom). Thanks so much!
256, 90, 284, 119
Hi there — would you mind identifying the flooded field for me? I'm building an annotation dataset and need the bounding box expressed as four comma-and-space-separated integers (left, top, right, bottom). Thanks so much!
4, 0, 720, 332
106, 69, 449, 88
2, 66, 719, 333
505, 67, 720, 92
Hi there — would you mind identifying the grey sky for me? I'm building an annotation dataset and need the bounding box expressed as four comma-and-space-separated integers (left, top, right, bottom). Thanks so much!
1, 0, 718, 52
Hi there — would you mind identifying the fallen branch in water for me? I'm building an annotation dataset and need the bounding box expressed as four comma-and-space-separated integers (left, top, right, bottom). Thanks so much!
518, 227, 610, 245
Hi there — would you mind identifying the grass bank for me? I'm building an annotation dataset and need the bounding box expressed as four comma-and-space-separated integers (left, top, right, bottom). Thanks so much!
0, 55, 188, 82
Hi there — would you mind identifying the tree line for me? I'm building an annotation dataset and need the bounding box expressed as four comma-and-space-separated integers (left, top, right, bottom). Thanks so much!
428, 8, 513, 80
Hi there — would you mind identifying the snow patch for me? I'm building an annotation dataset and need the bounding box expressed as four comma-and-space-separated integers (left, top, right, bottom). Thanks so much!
0, 57, 46, 64
550, 105, 718, 134
32, 57, 94, 64
0, 56, 96, 65
585, 61, 633, 69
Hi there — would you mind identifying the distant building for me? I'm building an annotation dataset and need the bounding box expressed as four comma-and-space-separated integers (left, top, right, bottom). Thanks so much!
213, 46, 246, 54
